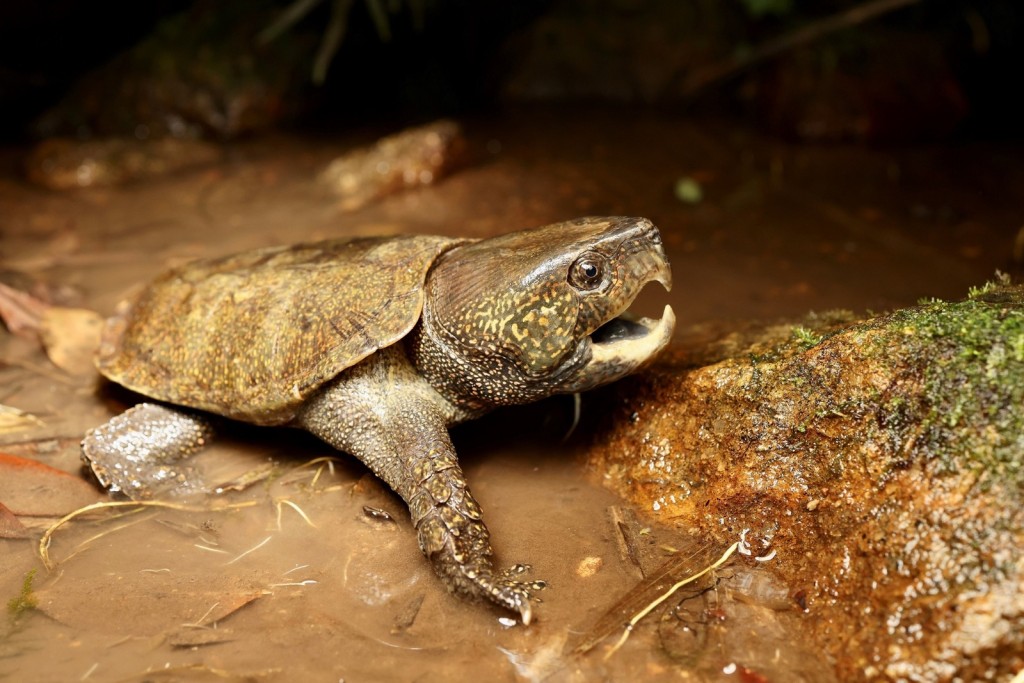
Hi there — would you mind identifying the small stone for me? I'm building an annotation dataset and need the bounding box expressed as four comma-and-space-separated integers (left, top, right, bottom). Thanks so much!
576, 556, 603, 578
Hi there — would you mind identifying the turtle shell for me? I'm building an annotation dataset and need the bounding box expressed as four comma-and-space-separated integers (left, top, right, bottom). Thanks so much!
97, 235, 465, 425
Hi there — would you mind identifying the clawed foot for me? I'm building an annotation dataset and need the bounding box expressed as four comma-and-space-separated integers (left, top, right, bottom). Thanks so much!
408, 457, 549, 623
477, 563, 548, 625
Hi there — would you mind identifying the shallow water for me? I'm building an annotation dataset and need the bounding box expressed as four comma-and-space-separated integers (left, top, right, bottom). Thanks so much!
1, 108, 1019, 681
2, 421, 836, 682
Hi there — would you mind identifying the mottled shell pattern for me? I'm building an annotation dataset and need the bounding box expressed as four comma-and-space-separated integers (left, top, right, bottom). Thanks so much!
97, 235, 465, 425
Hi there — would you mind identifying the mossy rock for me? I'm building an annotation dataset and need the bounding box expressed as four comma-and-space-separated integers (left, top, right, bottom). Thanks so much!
584, 279, 1023, 682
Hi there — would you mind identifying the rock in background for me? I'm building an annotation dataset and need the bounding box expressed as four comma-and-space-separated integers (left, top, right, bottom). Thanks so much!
32, 0, 313, 141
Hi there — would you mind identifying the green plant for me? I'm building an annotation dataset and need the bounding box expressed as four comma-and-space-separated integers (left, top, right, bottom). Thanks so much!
6, 569, 37, 622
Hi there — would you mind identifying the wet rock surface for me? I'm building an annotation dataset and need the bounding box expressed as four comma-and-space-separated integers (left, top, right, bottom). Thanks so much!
25, 137, 223, 190
318, 119, 466, 211
584, 282, 1024, 681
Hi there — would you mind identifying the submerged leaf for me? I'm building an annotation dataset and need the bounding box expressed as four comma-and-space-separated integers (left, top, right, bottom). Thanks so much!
0, 405, 44, 434
0, 282, 49, 337
0, 501, 30, 539
571, 541, 732, 655
38, 306, 104, 375
0, 452, 100, 516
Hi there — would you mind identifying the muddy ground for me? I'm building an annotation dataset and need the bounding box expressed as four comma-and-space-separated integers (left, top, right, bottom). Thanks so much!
1, 108, 1021, 681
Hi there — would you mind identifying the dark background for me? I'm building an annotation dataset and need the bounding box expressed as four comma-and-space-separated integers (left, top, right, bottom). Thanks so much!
1, 0, 1021, 142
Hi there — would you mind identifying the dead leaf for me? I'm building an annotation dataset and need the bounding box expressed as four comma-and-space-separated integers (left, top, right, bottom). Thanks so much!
158, 590, 263, 646
113, 664, 280, 682
38, 306, 103, 375
0, 282, 50, 336
570, 541, 726, 655
0, 452, 101, 516
189, 588, 265, 627
0, 404, 45, 434
0, 268, 82, 307
167, 627, 236, 648
0, 500, 30, 539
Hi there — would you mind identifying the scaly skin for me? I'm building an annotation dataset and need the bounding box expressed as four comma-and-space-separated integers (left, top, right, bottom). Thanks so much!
81, 403, 213, 499
297, 345, 543, 621
409, 217, 673, 410
83, 216, 674, 623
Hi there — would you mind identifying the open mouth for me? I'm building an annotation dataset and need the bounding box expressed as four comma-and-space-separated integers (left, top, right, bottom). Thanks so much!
593, 237, 671, 358
561, 238, 675, 393
589, 256, 675, 368
593, 314, 658, 344
589, 304, 675, 367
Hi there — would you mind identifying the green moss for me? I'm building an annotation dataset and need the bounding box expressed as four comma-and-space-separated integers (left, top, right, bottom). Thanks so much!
792, 326, 824, 349
967, 273, 1009, 301
733, 285, 1022, 493
6, 569, 37, 621
880, 284, 1024, 485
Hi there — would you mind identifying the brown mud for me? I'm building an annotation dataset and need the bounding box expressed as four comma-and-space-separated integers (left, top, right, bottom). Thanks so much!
1, 107, 1021, 681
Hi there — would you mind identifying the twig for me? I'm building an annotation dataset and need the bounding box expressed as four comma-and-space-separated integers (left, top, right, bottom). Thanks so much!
289, 456, 344, 472
225, 535, 273, 565
194, 544, 231, 555
603, 541, 741, 660
39, 499, 257, 569
80, 662, 99, 681
184, 602, 220, 628
275, 498, 317, 529
681, 0, 923, 97
268, 580, 318, 588
60, 511, 159, 566
279, 455, 343, 488
310, 464, 326, 488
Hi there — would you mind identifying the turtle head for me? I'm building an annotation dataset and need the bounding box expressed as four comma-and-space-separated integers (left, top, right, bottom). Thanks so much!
413, 216, 675, 409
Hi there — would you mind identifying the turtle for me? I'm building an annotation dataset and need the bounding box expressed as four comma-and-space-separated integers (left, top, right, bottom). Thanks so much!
81, 216, 675, 624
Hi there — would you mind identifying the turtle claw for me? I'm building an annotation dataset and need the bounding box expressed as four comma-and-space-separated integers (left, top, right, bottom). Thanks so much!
411, 470, 548, 622
487, 563, 548, 625
491, 580, 533, 625
518, 599, 533, 626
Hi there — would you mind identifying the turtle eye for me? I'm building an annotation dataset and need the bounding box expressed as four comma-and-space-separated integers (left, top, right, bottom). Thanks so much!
569, 254, 606, 290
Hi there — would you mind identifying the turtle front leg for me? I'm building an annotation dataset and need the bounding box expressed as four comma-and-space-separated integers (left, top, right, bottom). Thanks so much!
298, 351, 545, 623
392, 404, 546, 624
81, 402, 214, 500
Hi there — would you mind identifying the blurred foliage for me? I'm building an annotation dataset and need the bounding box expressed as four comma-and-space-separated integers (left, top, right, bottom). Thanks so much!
738, 0, 795, 19
32, 0, 314, 140
261, 0, 437, 83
